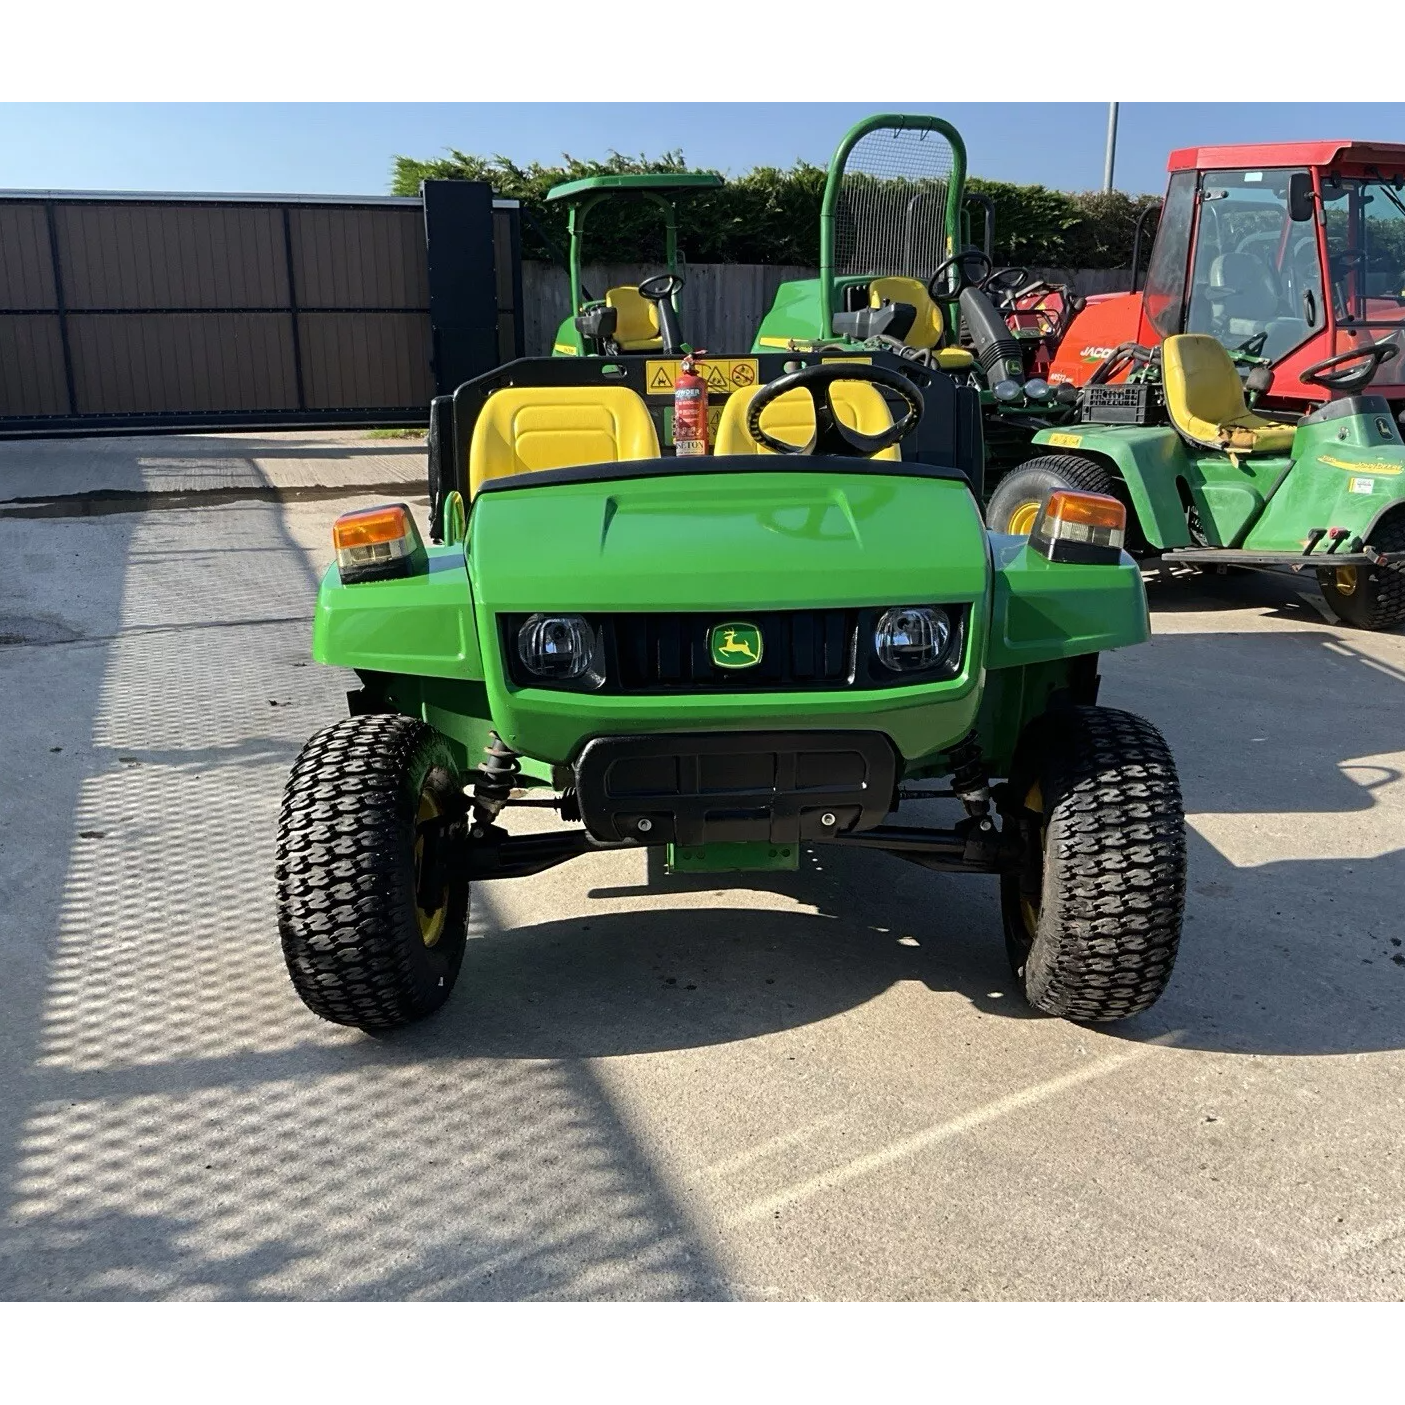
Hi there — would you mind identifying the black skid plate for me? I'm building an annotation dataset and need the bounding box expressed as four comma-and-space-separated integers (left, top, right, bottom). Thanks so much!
573, 731, 898, 847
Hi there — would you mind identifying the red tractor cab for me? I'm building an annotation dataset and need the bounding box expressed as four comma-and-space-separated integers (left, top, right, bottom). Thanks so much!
1049, 142, 1405, 411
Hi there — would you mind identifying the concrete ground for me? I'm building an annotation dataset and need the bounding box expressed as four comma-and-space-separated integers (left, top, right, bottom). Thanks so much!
0, 433, 1402, 1300
0, 429, 426, 506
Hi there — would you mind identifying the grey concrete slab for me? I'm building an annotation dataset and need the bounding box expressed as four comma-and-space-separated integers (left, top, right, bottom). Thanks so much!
0, 460, 1402, 1300
0, 430, 426, 503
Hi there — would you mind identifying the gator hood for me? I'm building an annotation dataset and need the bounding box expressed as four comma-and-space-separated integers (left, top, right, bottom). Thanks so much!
466, 465, 990, 613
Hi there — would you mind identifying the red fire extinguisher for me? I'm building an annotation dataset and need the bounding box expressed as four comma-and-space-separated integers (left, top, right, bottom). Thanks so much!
674, 350, 709, 457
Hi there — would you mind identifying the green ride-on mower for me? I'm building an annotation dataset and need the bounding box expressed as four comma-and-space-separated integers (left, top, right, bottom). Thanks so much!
545, 170, 723, 359
749, 112, 1082, 477
985, 332, 1405, 629
276, 352, 1187, 1036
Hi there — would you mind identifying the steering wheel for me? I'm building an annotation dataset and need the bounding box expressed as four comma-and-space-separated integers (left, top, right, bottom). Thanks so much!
1299, 339, 1399, 393
927, 249, 994, 300
745, 363, 924, 457
981, 266, 1033, 306
637, 271, 684, 300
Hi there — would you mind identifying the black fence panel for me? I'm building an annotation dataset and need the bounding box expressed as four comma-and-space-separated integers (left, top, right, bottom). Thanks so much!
0, 184, 520, 437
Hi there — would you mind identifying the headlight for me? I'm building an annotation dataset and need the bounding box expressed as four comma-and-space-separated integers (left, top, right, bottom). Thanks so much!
1024, 377, 1051, 401
517, 613, 603, 684
874, 606, 953, 673
992, 379, 1023, 403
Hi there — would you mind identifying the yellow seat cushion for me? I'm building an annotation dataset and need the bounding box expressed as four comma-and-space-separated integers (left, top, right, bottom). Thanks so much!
467, 385, 660, 497
713, 380, 901, 459
604, 285, 662, 351
868, 276, 945, 351
1162, 334, 1297, 454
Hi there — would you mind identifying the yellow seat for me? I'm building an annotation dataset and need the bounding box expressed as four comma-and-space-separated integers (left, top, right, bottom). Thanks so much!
1162, 334, 1297, 454
604, 285, 662, 352
713, 380, 901, 460
867, 276, 945, 351
467, 385, 660, 497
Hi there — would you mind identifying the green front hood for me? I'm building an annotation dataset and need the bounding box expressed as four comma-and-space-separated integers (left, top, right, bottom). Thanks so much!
466, 469, 989, 613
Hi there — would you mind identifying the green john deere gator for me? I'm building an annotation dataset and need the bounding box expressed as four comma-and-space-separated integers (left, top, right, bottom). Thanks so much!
277, 353, 1187, 1035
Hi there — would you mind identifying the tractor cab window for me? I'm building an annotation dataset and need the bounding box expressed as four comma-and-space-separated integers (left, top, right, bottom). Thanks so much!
1320, 175, 1405, 325
1183, 168, 1323, 363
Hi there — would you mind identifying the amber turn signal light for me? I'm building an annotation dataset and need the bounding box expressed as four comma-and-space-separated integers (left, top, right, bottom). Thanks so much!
332, 502, 425, 582
1030, 490, 1127, 564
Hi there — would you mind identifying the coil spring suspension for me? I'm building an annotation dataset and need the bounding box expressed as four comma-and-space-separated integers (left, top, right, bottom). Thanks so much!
471, 732, 521, 830
945, 730, 993, 833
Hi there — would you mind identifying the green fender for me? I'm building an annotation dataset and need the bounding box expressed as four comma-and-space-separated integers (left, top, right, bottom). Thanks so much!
1029, 425, 1197, 550
1246, 411, 1405, 551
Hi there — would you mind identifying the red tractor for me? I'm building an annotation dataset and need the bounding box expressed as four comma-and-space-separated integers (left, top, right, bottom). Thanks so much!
1048, 141, 1405, 412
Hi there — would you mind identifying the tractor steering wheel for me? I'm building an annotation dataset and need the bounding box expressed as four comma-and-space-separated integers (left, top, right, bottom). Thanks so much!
1299, 339, 1399, 393
981, 266, 1033, 307
637, 271, 685, 300
745, 363, 924, 457
927, 249, 994, 300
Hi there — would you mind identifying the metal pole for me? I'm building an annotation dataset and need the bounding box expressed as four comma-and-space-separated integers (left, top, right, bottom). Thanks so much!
1103, 102, 1120, 192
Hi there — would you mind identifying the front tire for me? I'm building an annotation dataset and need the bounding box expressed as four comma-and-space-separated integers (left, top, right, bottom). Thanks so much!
276, 715, 469, 1031
1001, 706, 1186, 1022
1317, 517, 1405, 631
986, 453, 1119, 536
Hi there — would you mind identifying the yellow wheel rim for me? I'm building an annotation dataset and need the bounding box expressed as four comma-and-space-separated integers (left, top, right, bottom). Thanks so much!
1019, 781, 1045, 939
413, 788, 448, 948
1007, 500, 1041, 536
1334, 565, 1359, 597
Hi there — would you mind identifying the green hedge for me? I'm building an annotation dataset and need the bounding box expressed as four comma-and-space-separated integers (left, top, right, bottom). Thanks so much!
391, 150, 1161, 270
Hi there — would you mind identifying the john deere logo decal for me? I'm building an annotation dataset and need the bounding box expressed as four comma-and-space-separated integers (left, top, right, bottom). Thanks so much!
710, 622, 763, 669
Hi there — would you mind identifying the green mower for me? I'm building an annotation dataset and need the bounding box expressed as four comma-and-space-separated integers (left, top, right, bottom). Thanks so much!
545, 170, 722, 359
986, 333, 1405, 629
277, 352, 1186, 1034
750, 112, 1081, 475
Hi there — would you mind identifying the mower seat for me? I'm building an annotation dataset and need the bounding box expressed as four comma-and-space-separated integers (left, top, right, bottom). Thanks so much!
713, 380, 901, 459
1162, 334, 1297, 455
467, 385, 661, 497
604, 285, 663, 351
867, 277, 944, 351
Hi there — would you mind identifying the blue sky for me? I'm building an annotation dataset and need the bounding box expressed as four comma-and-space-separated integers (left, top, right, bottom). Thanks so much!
4, 103, 1405, 198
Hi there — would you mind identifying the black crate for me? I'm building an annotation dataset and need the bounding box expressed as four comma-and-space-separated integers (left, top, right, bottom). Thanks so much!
1081, 382, 1157, 425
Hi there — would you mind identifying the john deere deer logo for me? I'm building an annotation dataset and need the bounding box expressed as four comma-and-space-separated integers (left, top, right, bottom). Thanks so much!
710, 622, 763, 669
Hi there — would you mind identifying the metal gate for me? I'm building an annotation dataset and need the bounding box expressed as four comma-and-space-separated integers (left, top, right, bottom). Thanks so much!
0, 182, 520, 436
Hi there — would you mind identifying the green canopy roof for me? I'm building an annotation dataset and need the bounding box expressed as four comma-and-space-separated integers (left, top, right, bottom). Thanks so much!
544, 172, 723, 202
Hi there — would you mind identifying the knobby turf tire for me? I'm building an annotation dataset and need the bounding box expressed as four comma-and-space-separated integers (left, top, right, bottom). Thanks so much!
1001, 705, 1186, 1022
276, 714, 469, 1031
985, 454, 1119, 535
1317, 516, 1405, 631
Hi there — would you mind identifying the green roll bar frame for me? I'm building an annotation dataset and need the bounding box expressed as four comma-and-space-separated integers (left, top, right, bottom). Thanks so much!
818, 113, 969, 336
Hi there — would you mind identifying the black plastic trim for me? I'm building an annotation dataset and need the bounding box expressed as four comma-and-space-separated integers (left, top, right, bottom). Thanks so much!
573, 730, 899, 846
499, 606, 968, 695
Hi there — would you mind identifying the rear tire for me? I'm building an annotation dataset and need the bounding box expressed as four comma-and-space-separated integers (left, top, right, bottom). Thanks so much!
986, 454, 1119, 536
1317, 517, 1405, 631
1001, 705, 1185, 1022
276, 715, 469, 1031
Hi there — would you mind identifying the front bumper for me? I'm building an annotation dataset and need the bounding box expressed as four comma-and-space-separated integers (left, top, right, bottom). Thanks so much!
574, 730, 899, 846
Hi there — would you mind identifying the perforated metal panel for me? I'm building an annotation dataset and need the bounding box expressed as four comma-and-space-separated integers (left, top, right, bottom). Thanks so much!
834, 126, 958, 280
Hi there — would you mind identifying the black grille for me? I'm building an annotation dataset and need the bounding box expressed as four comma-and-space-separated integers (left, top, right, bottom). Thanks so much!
501, 607, 968, 695
611, 610, 856, 692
